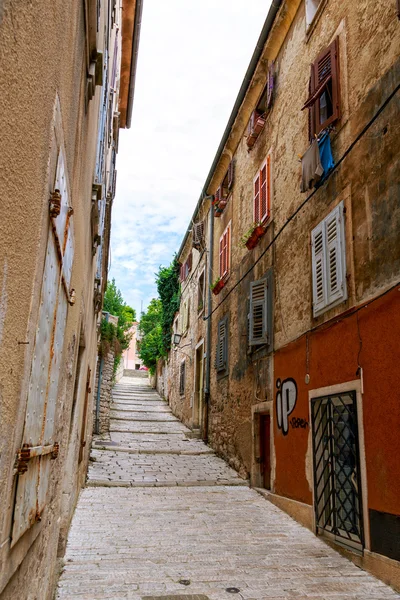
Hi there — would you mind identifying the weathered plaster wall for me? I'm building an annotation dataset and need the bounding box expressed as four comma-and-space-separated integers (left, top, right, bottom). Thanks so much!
0, 0, 113, 597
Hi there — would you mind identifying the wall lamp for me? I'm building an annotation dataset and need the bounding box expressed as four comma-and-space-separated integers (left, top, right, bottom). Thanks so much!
173, 333, 182, 345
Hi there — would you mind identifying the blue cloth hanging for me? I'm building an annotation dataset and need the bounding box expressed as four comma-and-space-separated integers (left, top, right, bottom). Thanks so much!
318, 131, 334, 179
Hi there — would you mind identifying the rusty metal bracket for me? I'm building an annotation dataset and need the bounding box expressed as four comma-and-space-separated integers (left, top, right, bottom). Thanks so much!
15, 442, 60, 474
49, 189, 62, 217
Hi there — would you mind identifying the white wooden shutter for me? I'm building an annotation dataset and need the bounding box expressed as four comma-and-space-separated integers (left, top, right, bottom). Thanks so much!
312, 201, 346, 317
311, 221, 327, 316
249, 279, 268, 345
325, 203, 346, 306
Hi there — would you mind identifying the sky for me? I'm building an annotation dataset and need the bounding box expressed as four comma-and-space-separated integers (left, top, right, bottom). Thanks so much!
109, 0, 272, 318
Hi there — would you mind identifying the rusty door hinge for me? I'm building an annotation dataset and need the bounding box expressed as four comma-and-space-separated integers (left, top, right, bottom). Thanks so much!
15, 442, 60, 474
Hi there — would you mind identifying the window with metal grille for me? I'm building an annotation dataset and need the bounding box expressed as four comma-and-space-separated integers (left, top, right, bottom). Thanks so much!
215, 316, 228, 374
311, 201, 347, 317
253, 154, 271, 224
303, 38, 340, 139
179, 360, 186, 396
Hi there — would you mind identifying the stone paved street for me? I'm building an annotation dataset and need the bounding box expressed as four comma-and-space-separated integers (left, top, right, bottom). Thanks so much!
57, 377, 400, 600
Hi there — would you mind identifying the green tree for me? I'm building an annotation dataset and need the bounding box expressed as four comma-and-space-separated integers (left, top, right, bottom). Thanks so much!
138, 299, 163, 373
101, 279, 136, 372
137, 258, 180, 373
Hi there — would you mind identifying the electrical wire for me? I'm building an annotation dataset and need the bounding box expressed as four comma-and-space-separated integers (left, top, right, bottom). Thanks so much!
203, 80, 400, 321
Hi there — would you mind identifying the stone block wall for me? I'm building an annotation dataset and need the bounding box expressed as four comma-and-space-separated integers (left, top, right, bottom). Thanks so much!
93, 349, 115, 435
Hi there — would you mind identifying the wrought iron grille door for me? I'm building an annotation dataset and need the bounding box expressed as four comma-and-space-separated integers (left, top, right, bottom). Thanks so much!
311, 391, 364, 548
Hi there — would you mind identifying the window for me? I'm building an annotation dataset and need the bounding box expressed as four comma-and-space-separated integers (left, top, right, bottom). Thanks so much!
179, 360, 186, 395
198, 270, 205, 314
216, 316, 228, 375
311, 201, 347, 317
305, 0, 322, 27
249, 270, 273, 348
180, 252, 192, 282
303, 38, 340, 139
214, 160, 234, 216
246, 62, 274, 149
192, 221, 204, 249
253, 154, 272, 224
182, 297, 190, 333
219, 222, 231, 279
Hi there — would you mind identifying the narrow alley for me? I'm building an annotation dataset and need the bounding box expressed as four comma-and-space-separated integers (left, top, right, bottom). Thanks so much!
56, 376, 400, 600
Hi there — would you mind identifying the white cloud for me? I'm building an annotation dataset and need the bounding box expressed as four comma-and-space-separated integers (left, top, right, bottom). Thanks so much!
109, 0, 272, 316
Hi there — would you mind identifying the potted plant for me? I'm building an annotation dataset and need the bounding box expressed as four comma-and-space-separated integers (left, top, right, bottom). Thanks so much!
240, 222, 266, 250
210, 277, 225, 295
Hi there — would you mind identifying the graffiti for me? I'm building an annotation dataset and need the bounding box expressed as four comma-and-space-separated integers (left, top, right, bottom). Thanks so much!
276, 378, 297, 436
290, 417, 309, 429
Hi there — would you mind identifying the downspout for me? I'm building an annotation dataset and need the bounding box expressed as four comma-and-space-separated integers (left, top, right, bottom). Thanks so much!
95, 311, 109, 434
126, 0, 143, 128
203, 199, 214, 443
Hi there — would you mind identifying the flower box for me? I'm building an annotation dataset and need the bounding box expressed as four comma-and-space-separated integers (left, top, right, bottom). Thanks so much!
211, 278, 225, 295
245, 225, 265, 250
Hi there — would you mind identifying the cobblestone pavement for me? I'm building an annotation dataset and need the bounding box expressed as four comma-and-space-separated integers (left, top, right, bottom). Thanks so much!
57, 377, 400, 600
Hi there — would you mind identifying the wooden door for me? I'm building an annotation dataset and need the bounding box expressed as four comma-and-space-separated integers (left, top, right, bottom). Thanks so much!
12, 146, 74, 546
259, 414, 271, 489
79, 367, 92, 463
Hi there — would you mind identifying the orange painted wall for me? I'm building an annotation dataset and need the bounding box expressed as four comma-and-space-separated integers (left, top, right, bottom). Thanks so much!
274, 287, 400, 515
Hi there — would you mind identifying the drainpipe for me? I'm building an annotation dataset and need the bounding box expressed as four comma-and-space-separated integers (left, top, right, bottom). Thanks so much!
203, 199, 214, 442
95, 311, 109, 434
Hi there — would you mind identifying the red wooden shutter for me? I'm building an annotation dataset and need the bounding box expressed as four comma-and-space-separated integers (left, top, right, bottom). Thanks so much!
219, 237, 224, 277
311, 38, 340, 133
260, 163, 267, 222
225, 226, 230, 274
188, 252, 193, 271
214, 187, 221, 205
308, 69, 316, 142
254, 174, 260, 223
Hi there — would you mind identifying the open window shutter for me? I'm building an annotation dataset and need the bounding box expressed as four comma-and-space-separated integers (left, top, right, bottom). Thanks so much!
308, 68, 316, 142
266, 61, 274, 110
312, 38, 340, 131
311, 222, 327, 316
325, 203, 345, 305
214, 187, 221, 205
260, 163, 267, 222
188, 252, 193, 272
225, 227, 230, 275
228, 160, 234, 189
219, 237, 224, 277
254, 174, 260, 223
249, 279, 268, 345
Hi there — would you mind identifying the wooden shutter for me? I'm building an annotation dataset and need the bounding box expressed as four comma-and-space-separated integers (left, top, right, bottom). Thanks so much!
179, 361, 185, 395
219, 225, 230, 278
12, 145, 74, 546
325, 203, 346, 306
266, 61, 274, 110
254, 173, 260, 223
216, 317, 228, 372
308, 69, 316, 142
193, 221, 204, 247
228, 160, 234, 189
311, 221, 327, 316
249, 279, 268, 345
188, 252, 193, 272
312, 201, 346, 316
214, 186, 221, 205
312, 38, 340, 132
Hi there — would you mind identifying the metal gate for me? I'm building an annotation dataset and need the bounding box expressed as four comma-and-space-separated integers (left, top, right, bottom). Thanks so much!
11, 146, 74, 546
311, 391, 364, 548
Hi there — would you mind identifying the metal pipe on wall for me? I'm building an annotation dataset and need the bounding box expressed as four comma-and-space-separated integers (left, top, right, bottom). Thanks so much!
203, 199, 214, 442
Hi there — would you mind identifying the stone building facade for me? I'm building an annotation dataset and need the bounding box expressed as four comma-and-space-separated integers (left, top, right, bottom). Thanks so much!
0, 0, 141, 598
156, 0, 400, 589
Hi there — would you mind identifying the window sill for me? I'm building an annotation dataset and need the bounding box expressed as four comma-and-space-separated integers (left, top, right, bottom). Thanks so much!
305, 0, 329, 43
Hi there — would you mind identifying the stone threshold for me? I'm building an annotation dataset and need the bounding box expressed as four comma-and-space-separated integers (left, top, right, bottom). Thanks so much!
87, 479, 249, 488
109, 429, 187, 435
92, 445, 215, 455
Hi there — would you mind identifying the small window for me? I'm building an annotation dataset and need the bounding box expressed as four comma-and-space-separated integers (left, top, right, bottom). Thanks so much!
179, 360, 186, 395
303, 38, 340, 139
198, 270, 205, 314
215, 316, 228, 375
246, 62, 274, 150
253, 154, 272, 224
180, 252, 193, 282
219, 222, 231, 280
305, 0, 322, 27
249, 270, 273, 349
311, 201, 347, 317
192, 221, 205, 249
